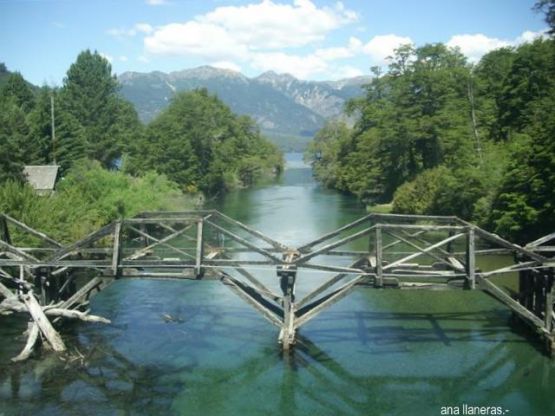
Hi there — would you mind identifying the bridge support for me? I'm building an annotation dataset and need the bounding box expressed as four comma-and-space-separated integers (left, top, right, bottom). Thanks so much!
278, 253, 298, 351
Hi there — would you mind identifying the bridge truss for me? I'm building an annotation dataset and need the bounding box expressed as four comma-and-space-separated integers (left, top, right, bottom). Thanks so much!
0, 211, 553, 359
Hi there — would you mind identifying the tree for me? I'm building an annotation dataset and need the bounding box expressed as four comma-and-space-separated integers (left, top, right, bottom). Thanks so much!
535, 0, 555, 33
61, 50, 140, 167
0, 72, 35, 112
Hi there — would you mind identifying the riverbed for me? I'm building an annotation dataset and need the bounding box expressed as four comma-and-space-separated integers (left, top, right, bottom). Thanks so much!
0, 153, 553, 415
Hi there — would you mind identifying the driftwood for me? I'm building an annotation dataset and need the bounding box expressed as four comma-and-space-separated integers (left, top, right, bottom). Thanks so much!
0, 291, 110, 362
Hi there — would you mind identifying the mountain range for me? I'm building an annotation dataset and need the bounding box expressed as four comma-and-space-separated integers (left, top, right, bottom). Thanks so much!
118, 66, 371, 150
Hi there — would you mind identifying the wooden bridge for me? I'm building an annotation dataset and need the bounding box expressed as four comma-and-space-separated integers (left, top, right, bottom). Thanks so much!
0, 210, 553, 360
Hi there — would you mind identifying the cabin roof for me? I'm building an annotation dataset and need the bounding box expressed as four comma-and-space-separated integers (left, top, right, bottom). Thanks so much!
23, 165, 60, 191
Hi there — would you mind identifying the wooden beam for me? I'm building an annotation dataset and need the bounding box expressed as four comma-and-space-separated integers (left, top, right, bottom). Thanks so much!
466, 228, 476, 289
195, 220, 204, 278
478, 276, 546, 330
22, 293, 66, 352
295, 225, 377, 264
295, 275, 365, 328
0, 239, 40, 262
112, 220, 122, 278
206, 220, 282, 263
125, 223, 195, 260
48, 222, 115, 262
375, 226, 383, 287
2, 214, 62, 247
383, 233, 465, 271
127, 225, 196, 260
297, 214, 373, 252
296, 257, 368, 308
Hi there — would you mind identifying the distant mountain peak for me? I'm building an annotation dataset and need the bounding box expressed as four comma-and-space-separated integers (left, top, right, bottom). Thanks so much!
168, 65, 247, 81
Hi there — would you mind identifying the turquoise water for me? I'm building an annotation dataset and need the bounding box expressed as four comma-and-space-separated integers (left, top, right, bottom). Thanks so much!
0, 154, 553, 415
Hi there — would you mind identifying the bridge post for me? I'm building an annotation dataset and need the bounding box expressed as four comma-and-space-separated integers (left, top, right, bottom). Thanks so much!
278, 252, 298, 351
465, 227, 476, 290
195, 219, 204, 278
375, 226, 383, 287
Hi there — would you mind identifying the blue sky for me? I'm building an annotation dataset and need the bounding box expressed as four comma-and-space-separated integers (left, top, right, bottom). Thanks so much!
0, 0, 548, 85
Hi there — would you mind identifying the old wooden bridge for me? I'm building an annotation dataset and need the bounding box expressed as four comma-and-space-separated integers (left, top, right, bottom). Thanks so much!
0, 210, 553, 360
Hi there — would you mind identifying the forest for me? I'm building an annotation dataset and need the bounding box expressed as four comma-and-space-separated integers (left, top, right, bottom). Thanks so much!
305, 3, 554, 244
0, 51, 282, 241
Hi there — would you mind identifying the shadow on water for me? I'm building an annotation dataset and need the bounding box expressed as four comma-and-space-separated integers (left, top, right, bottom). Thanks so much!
1, 279, 554, 415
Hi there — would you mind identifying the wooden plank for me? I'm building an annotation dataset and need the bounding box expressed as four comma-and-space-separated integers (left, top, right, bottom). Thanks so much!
124, 217, 201, 224
206, 220, 283, 263
214, 211, 288, 251
297, 214, 373, 252
370, 213, 458, 223
296, 257, 368, 308
128, 225, 196, 260
0, 239, 40, 262
0, 281, 15, 299
466, 228, 476, 289
22, 293, 66, 352
295, 225, 377, 264
380, 224, 465, 231
195, 220, 204, 277
58, 277, 106, 310
3, 214, 62, 247
295, 275, 365, 328
221, 274, 283, 328
473, 227, 547, 263
48, 222, 115, 262
375, 226, 383, 287
125, 223, 195, 260
112, 221, 122, 277
478, 276, 546, 330
383, 233, 465, 271
526, 232, 555, 248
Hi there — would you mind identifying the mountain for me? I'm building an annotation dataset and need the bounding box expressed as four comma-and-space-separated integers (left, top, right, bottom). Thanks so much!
118, 66, 370, 149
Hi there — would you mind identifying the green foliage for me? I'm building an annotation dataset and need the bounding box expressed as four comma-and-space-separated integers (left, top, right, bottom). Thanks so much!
128, 89, 283, 194
60, 50, 142, 167
0, 72, 35, 112
0, 162, 192, 243
309, 35, 555, 243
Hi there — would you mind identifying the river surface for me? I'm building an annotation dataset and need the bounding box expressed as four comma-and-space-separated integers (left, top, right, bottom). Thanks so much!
0, 153, 553, 416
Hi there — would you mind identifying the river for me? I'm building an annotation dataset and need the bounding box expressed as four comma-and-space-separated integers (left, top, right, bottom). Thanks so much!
0, 153, 553, 415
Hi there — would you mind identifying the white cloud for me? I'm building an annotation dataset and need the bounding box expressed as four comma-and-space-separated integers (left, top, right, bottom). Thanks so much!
146, 0, 168, 6
144, 0, 357, 59
447, 34, 510, 62
447, 29, 549, 62
108, 23, 154, 37
211, 61, 242, 73
119, 56, 129, 62
362, 34, 413, 64
314, 37, 362, 60
137, 55, 150, 63
144, 21, 249, 60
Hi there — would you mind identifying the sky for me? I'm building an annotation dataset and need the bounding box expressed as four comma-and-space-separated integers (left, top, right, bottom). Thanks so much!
0, 0, 549, 85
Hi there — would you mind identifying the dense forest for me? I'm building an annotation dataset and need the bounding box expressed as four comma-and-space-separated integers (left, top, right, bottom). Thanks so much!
306, 3, 554, 244
0, 51, 282, 241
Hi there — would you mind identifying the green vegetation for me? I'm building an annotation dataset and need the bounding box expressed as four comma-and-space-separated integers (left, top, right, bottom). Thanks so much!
127, 89, 282, 195
0, 50, 282, 239
306, 5, 554, 244
0, 161, 191, 243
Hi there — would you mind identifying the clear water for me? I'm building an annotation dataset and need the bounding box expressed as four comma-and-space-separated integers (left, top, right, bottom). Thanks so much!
0, 153, 553, 416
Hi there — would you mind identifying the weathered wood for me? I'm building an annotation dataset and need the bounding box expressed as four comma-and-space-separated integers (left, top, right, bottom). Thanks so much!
375, 226, 383, 287
0, 239, 40, 262
127, 225, 196, 260
383, 233, 465, 271
125, 223, 195, 260
58, 276, 106, 310
478, 276, 546, 330
296, 257, 368, 309
472, 226, 548, 263
112, 220, 122, 278
215, 211, 288, 251
124, 217, 202, 224
297, 214, 373, 252
370, 213, 459, 223
48, 222, 115, 262
22, 293, 66, 352
295, 275, 365, 328
206, 220, 282, 263
195, 220, 204, 277
0, 280, 15, 299
11, 322, 39, 362
296, 225, 377, 264
3, 214, 62, 247
221, 274, 282, 328
526, 232, 555, 248
466, 228, 476, 289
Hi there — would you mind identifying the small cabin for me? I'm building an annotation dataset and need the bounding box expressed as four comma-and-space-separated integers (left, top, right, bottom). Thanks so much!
23, 165, 60, 195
